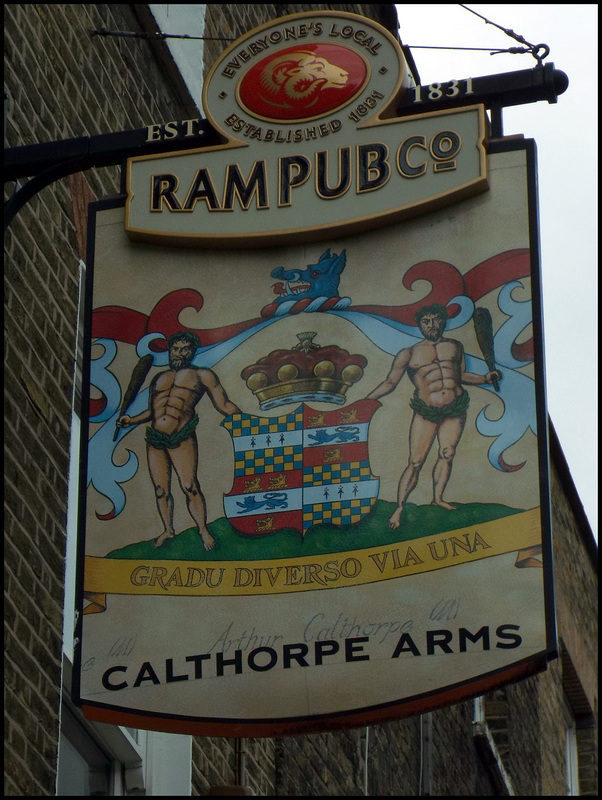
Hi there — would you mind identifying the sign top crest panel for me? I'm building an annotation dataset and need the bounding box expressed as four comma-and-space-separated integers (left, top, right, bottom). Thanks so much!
124, 11, 488, 248
203, 11, 409, 132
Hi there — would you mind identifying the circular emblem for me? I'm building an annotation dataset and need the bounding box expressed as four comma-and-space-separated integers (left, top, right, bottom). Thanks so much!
237, 44, 368, 123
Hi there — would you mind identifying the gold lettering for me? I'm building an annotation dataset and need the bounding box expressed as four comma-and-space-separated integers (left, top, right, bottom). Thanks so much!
428, 539, 449, 561
151, 174, 182, 211
163, 121, 178, 139
234, 567, 254, 587
303, 563, 328, 586
369, 551, 389, 573
397, 135, 428, 178
183, 118, 198, 137
185, 568, 205, 587
130, 565, 150, 586
205, 568, 225, 588
472, 532, 491, 551
449, 534, 473, 557
285, 564, 303, 585
223, 161, 269, 210
165, 567, 183, 587
146, 123, 162, 142
402, 546, 423, 566
148, 567, 168, 589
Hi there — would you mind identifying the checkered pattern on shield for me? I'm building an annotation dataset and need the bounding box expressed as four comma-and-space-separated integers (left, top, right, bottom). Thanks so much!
222, 400, 380, 536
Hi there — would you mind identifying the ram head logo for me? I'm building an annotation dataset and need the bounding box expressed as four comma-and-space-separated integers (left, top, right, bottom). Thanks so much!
259, 50, 349, 109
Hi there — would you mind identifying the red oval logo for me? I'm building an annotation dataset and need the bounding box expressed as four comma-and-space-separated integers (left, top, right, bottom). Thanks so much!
237, 44, 368, 122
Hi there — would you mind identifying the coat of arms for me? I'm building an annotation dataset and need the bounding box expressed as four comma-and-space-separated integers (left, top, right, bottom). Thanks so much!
222, 332, 379, 536
222, 399, 380, 536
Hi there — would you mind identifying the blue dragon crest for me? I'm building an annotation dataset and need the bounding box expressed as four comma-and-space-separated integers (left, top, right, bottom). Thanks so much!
271, 249, 347, 304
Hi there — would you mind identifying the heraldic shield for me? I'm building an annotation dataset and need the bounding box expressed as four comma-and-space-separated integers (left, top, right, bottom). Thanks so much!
221, 399, 381, 537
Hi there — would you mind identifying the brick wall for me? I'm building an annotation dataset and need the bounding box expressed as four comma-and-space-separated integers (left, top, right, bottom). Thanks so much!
548, 455, 598, 795
4, 4, 204, 794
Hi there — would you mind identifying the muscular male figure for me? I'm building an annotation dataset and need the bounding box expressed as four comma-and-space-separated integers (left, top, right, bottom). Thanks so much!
117, 332, 240, 549
367, 304, 501, 529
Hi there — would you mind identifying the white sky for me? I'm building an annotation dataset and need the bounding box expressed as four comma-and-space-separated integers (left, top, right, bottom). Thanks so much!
395, 4, 598, 538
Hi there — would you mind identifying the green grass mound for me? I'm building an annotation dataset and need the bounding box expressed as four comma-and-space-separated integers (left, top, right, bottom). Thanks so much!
106, 500, 525, 562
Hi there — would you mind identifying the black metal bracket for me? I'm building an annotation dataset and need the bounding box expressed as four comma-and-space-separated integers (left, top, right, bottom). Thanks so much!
4, 64, 568, 231
4, 119, 224, 231
397, 63, 568, 121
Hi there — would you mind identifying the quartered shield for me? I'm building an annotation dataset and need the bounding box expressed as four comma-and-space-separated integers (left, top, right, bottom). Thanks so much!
222, 399, 381, 536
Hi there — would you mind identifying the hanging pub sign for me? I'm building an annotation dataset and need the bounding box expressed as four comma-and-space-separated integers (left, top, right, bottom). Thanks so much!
125, 9, 488, 246
74, 10, 555, 736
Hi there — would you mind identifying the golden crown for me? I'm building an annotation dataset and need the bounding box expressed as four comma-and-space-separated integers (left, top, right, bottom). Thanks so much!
241, 333, 367, 410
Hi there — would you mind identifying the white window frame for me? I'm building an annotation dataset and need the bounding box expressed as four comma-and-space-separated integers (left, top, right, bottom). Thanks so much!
59, 656, 148, 795
563, 696, 580, 796
472, 696, 515, 795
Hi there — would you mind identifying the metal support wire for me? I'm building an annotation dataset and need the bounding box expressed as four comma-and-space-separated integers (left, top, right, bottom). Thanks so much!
89, 9, 550, 64
459, 4, 550, 65
90, 27, 235, 42
406, 44, 549, 60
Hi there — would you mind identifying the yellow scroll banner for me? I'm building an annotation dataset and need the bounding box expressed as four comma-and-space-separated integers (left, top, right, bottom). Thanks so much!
83, 509, 542, 613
